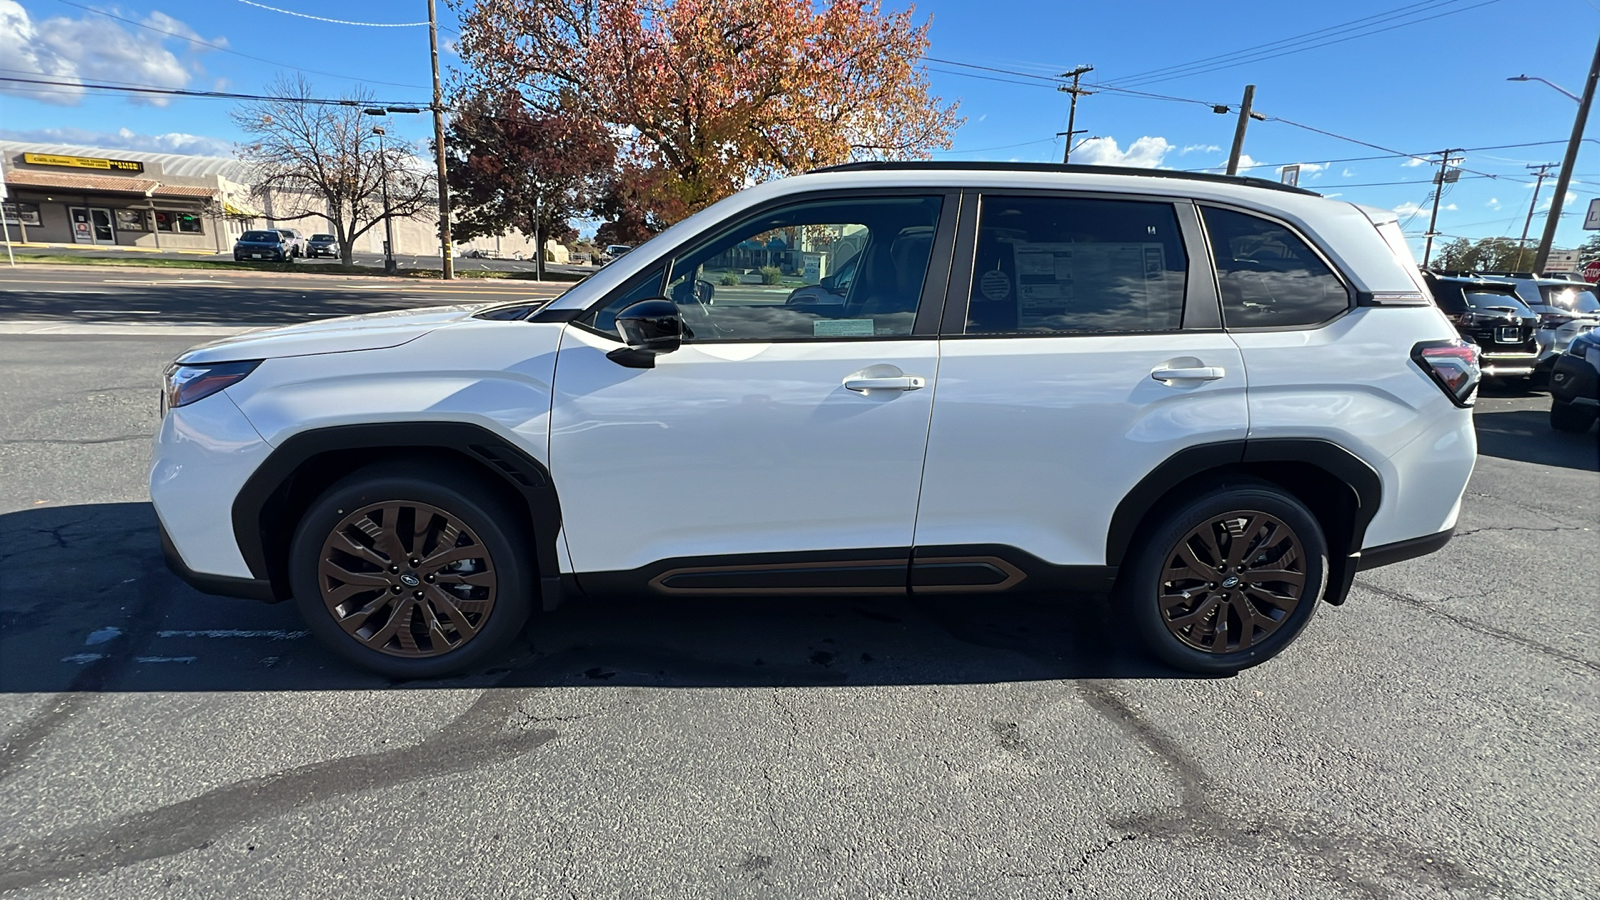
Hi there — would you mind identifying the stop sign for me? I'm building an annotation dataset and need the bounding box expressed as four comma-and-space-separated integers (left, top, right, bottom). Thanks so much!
1583, 259, 1600, 284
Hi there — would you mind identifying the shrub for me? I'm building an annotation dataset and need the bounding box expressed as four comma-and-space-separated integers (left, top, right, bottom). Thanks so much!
719, 272, 741, 286
759, 266, 783, 285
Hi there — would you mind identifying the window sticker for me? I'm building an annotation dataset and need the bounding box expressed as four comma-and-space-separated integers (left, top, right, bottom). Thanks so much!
1012, 241, 1168, 329
979, 268, 1012, 301
813, 319, 875, 337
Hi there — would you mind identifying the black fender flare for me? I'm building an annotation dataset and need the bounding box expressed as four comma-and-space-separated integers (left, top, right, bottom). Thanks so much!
231, 422, 563, 607
1104, 438, 1382, 571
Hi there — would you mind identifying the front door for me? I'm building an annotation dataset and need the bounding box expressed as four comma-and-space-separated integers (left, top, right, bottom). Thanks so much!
550, 192, 956, 593
69, 207, 115, 244
914, 192, 1249, 584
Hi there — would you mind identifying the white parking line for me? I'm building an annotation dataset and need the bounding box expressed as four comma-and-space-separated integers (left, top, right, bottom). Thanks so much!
0, 320, 256, 336
155, 629, 308, 640
134, 656, 197, 664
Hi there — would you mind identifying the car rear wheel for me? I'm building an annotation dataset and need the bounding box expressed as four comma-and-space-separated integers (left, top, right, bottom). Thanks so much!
288, 465, 533, 678
1120, 480, 1328, 674
1550, 399, 1597, 433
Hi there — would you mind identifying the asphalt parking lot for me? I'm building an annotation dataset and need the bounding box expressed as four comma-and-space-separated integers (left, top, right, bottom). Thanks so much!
0, 328, 1595, 898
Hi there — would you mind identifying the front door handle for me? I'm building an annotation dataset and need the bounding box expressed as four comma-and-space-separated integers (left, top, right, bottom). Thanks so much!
1151, 366, 1226, 382
844, 375, 926, 393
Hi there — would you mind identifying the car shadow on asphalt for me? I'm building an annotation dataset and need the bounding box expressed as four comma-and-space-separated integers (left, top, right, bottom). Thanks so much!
1472, 408, 1599, 471
0, 503, 1192, 694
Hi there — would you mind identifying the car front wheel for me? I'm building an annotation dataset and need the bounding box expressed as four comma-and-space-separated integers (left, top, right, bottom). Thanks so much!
1120, 480, 1328, 674
288, 464, 533, 678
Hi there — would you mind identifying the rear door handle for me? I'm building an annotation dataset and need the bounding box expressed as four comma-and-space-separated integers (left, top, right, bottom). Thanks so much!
1151, 366, 1226, 382
844, 375, 926, 393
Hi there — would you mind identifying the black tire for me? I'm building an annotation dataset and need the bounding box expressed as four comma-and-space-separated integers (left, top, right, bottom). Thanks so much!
1550, 399, 1598, 433
288, 463, 533, 679
1119, 479, 1328, 674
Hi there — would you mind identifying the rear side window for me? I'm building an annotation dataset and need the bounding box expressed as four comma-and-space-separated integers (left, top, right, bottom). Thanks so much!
964, 196, 1187, 334
1202, 207, 1351, 329
1463, 290, 1530, 313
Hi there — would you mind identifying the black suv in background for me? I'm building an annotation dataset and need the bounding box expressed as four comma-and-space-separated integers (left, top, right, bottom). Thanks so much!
233, 230, 294, 263
1423, 273, 1539, 381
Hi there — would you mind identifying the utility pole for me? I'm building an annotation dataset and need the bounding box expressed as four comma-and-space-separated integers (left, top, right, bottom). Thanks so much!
1422, 149, 1462, 268
427, 0, 454, 279
1058, 65, 1094, 164
373, 126, 397, 274
1533, 30, 1600, 274
1225, 85, 1256, 176
1515, 163, 1557, 271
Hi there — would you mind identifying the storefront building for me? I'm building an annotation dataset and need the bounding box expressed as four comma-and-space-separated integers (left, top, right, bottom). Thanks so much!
0, 146, 241, 251
1, 140, 543, 259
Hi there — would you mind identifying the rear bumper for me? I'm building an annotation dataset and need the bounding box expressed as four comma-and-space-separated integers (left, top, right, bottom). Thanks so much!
1356, 527, 1454, 571
1480, 351, 1539, 377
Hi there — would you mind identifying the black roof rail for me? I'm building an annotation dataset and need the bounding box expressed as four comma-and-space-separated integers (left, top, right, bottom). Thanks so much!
805, 160, 1322, 196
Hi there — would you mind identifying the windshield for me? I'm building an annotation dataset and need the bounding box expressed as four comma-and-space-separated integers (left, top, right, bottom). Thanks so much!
311, 234, 335, 241
1540, 285, 1600, 313
239, 231, 279, 242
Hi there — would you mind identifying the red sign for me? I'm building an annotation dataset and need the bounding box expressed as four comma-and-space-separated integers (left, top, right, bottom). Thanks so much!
1583, 259, 1600, 284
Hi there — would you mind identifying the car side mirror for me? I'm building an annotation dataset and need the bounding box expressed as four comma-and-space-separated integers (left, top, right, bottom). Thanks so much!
608, 298, 683, 369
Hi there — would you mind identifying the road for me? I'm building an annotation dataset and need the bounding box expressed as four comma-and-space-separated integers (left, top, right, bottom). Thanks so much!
10, 244, 599, 278
0, 264, 570, 326
0, 325, 1596, 897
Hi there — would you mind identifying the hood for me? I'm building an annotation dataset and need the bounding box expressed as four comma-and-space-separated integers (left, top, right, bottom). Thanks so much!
178, 304, 490, 364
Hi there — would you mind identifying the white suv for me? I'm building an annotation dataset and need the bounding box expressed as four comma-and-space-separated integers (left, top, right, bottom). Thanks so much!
152, 163, 1481, 678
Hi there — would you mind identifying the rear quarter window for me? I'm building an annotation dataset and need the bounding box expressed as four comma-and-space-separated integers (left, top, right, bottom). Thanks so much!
1202, 207, 1352, 329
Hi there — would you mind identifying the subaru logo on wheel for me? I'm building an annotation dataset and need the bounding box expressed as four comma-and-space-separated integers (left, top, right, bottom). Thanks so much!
399, 573, 421, 587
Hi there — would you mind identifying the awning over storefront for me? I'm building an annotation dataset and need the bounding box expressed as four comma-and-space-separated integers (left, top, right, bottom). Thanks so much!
223, 200, 262, 217
2, 169, 218, 200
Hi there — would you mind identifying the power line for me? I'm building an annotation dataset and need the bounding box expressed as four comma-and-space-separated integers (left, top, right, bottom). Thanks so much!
234, 0, 429, 27
1108, 0, 1504, 88
1101, 0, 1465, 85
47, 0, 430, 91
0, 75, 429, 109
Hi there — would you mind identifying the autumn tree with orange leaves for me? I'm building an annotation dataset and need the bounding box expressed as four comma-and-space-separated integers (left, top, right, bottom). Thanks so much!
451, 0, 959, 226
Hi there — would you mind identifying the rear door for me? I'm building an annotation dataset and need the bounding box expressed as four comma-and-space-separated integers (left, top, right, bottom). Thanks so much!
912, 191, 1249, 589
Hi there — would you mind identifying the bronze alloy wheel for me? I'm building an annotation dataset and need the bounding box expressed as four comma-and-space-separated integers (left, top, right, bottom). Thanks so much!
1157, 510, 1307, 655
317, 500, 497, 658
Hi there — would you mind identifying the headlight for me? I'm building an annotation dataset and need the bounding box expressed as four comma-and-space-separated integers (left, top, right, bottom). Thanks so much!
162, 360, 261, 412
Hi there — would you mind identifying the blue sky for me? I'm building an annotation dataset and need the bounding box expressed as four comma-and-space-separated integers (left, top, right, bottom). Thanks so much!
2, 0, 1596, 255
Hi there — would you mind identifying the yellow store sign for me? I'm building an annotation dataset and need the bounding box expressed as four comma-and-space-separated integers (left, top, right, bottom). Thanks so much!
22, 153, 145, 174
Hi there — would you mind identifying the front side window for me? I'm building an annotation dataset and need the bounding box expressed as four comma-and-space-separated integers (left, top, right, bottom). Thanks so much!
964, 196, 1188, 334
583, 195, 943, 343
1202, 207, 1350, 328
1541, 286, 1600, 314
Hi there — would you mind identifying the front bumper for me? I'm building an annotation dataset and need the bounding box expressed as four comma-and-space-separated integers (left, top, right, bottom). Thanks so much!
150, 389, 276, 590
160, 521, 276, 601
1549, 351, 1600, 406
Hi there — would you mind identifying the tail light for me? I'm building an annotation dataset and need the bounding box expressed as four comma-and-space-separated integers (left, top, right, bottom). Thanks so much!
1412, 339, 1480, 407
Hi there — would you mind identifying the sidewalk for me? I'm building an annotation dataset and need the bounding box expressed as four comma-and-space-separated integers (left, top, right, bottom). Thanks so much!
2, 240, 221, 257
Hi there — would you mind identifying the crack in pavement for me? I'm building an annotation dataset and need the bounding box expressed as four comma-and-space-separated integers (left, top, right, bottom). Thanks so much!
1070, 680, 1499, 899
0, 689, 556, 892
1453, 524, 1588, 538
0, 435, 150, 446
1353, 580, 1600, 675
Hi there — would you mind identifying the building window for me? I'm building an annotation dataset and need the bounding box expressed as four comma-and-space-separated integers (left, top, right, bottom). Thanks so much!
115, 209, 146, 231
153, 211, 205, 234
3, 202, 43, 226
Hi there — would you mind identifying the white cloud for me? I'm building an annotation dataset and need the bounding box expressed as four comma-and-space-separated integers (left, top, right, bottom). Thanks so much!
1537, 190, 1578, 212
1402, 157, 1427, 167
1394, 201, 1457, 218
1073, 135, 1173, 168
0, 1, 222, 106
1487, 197, 1502, 211
1342, 167, 1355, 178
0, 125, 235, 156
1234, 153, 1263, 171
1179, 143, 1220, 155
1279, 162, 1327, 181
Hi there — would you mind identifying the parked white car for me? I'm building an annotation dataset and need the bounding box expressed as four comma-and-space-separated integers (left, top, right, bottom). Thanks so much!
153, 162, 1479, 678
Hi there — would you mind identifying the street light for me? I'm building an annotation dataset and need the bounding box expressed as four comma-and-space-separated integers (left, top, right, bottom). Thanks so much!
370, 124, 396, 275
1507, 75, 1580, 103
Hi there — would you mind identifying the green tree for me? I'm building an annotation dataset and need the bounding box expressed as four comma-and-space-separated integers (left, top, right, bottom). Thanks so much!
1429, 237, 1540, 273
